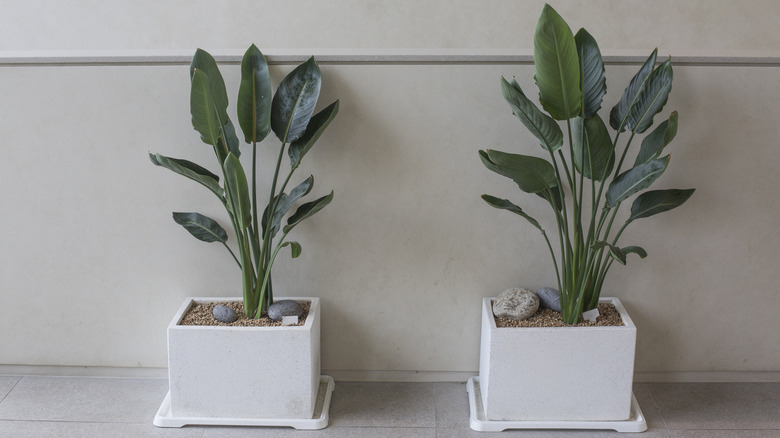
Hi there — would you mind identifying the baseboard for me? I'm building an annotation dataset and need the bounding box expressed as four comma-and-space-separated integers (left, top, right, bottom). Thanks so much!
0, 365, 168, 379
2, 365, 779, 383
633, 371, 780, 383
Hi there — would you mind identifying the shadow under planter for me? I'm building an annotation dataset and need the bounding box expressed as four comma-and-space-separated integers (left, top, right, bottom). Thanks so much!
154, 297, 334, 429
468, 297, 647, 433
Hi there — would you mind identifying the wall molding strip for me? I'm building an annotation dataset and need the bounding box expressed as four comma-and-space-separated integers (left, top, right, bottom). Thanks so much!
2, 49, 780, 67
2, 365, 779, 383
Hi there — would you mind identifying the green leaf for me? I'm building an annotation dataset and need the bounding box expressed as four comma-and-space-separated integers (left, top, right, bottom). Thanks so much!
606, 156, 670, 208
266, 176, 315, 237
261, 192, 286, 236
610, 49, 658, 131
479, 149, 557, 194
572, 114, 615, 181
289, 100, 340, 167
237, 45, 272, 144
190, 69, 221, 147
628, 188, 695, 222
534, 4, 582, 120
282, 241, 302, 258
172, 212, 228, 243
271, 57, 322, 143
592, 240, 626, 265
575, 28, 606, 118
626, 59, 673, 133
635, 111, 678, 166
622, 246, 648, 260
223, 153, 252, 227
500, 77, 563, 152
190, 49, 230, 123
149, 153, 222, 198
537, 186, 564, 211
220, 119, 241, 157
283, 191, 334, 233
481, 195, 543, 232
190, 49, 238, 156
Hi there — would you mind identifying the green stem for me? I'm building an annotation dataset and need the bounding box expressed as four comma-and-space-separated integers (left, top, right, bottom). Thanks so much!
255, 232, 290, 318
221, 242, 242, 268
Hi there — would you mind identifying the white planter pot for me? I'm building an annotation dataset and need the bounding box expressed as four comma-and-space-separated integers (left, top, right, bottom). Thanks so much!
154, 297, 332, 429
476, 297, 641, 425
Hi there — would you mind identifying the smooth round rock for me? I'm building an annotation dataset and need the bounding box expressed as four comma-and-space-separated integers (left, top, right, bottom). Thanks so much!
267, 300, 304, 321
213, 304, 238, 323
537, 287, 561, 313
492, 287, 539, 320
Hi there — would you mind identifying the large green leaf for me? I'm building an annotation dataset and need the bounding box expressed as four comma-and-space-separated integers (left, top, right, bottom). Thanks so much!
283, 191, 334, 233
533, 4, 582, 120
635, 111, 678, 165
219, 119, 241, 157
626, 59, 673, 133
500, 77, 562, 152
190, 69, 221, 148
265, 176, 315, 237
628, 188, 695, 222
481, 195, 543, 231
610, 49, 658, 131
605, 155, 670, 207
572, 114, 614, 181
172, 212, 228, 243
289, 100, 340, 167
237, 44, 272, 144
191, 49, 238, 156
190, 49, 229, 123
575, 28, 606, 118
479, 149, 557, 194
271, 57, 322, 143
223, 153, 251, 227
261, 192, 286, 236
537, 186, 564, 211
149, 153, 222, 198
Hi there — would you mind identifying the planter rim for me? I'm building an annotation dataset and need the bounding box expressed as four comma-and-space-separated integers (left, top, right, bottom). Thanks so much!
483, 296, 636, 331
170, 296, 319, 330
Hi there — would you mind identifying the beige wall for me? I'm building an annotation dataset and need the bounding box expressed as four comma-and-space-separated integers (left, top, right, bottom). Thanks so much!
1, 1, 779, 376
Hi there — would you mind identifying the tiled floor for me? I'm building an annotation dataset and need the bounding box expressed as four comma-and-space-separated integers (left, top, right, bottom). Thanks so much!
0, 376, 778, 437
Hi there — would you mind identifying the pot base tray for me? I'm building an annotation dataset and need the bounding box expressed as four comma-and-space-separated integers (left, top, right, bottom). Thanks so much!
467, 376, 647, 433
154, 375, 334, 429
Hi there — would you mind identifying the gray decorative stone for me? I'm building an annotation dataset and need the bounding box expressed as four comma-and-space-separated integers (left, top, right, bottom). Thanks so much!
267, 300, 304, 321
213, 304, 238, 323
537, 287, 561, 312
492, 287, 539, 320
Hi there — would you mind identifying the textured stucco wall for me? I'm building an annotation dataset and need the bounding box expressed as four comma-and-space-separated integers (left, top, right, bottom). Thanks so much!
1, 0, 779, 375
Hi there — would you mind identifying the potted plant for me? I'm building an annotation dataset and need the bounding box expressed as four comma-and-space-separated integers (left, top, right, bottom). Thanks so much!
150, 45, 339, 429
469, 4, 694, 432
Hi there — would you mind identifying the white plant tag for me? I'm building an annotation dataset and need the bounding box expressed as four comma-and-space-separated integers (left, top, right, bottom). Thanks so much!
282, 315, 299, 326
582, 308, 600, 322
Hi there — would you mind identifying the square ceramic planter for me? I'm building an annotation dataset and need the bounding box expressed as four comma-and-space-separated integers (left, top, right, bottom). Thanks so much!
469, 296, 646, 432
154, 297, 333, 429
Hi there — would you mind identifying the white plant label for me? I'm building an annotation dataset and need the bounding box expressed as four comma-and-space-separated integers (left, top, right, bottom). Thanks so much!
582, 308, 600, 322
282, 315, 299, 326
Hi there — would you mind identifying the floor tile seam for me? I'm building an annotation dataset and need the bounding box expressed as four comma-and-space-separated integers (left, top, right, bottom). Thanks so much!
9, 374, 167, 382
432, 381, 439, 429
0, 376, 22, 405
666, 427, 780, 431
645, 383, 673, 432
0, 418, 157, 425
328, 425, 438, 428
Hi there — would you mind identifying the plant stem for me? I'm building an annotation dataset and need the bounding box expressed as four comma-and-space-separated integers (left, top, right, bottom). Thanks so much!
222, 242, 242, 268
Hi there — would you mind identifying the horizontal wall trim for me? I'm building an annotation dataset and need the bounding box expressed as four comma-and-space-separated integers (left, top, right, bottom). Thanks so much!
2, 49, 780, 67
2, 365, 780, 383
